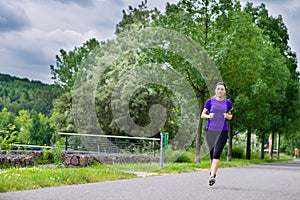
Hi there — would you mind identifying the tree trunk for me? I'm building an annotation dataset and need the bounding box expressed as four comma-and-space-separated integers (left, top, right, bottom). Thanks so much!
227, 123, 233, 161
260, 132, 265, 159
277, 133, 281, 159
195, 92, 205, 163
269, 131, 275, 159
246, 129, 251, 160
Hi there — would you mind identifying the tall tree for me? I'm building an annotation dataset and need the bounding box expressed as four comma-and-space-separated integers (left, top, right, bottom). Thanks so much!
115, 0, 160, 35
244, 3, 299, 158
209, 2, 290, 160
152, 0, 223, 163
50, 38, 100, 91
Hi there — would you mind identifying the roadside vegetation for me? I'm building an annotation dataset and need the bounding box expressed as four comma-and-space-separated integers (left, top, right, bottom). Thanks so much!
0, 163, 136, 193
0, 151, 293, 193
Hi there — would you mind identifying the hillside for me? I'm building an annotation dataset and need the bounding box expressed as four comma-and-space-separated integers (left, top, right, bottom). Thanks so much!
0, 73, 62, 116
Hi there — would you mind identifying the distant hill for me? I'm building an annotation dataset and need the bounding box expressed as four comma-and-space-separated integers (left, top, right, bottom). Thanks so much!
0, 73, 62, 116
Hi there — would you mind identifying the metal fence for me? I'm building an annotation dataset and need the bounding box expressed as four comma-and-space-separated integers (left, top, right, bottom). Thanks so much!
58, 132, 161, 157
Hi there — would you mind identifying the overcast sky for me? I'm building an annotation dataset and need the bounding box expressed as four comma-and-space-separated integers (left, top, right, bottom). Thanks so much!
0, 0, 299, 84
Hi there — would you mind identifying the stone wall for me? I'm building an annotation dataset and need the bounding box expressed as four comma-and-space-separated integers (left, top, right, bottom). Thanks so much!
93, 154, 160, 165
64, 151, 94, 167
0, 150, 41, 167
0, 154, 34, 167
0, 150, 160, 168
6, 150, 43, 159
64, 151, 160, 167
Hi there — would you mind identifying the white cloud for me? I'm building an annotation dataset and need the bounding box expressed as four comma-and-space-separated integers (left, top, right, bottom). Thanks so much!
0, 0, 128, 83
0, 0, 299, 84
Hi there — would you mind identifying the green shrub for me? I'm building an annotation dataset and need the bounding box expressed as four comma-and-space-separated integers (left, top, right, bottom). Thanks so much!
176, 151, 194, 163
231, 147, 245, 159
42, 148, 54, 163
164, 147, 194, 163
53, 141, 64, 167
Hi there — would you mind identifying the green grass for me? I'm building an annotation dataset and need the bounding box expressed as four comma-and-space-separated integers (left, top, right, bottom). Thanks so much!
112, 154, 293, 174
0, 154, 294, 193
0, 164, 137, 193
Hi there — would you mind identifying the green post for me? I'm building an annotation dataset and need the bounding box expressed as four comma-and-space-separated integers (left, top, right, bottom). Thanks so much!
163, 132, 169, 149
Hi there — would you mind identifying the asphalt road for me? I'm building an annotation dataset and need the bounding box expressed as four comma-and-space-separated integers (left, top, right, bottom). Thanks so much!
1, 160, 300, 200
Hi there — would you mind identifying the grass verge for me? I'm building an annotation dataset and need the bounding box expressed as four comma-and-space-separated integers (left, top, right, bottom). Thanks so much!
112, 154, 293, 174
0, 154, 294, 193
0, 164, 137, 193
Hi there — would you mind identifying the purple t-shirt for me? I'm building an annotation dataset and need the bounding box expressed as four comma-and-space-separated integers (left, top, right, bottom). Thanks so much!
205, 98, 232, 132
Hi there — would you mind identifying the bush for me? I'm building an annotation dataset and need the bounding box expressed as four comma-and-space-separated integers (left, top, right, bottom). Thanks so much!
33, 148, 54, 165
53, 141, 64, 167
231, 147, 245, 159
176, 151, 194, 163
42, 149, 54, 163
164, 147, 194, 163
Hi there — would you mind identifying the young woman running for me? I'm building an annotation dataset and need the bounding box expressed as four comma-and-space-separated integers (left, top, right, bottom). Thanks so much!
201, 82, 233, 186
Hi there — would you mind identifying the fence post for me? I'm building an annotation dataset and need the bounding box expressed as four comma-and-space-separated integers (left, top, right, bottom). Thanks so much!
153, 141, 156, 157
65, 135, 68, 151
160, 133, 164, 169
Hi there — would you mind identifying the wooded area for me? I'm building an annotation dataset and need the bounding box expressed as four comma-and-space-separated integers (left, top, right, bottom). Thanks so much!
1, 0, 299, 162
0, 73, 61, 147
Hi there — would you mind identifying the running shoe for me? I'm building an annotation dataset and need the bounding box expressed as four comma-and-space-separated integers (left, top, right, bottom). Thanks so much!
208, 175, 216, 186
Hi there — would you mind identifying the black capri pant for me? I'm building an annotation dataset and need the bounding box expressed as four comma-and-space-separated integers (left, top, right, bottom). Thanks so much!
206, 129, 228, 160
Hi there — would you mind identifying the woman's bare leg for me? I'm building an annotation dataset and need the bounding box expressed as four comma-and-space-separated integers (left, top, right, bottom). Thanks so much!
210, 159, 219, 177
